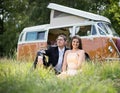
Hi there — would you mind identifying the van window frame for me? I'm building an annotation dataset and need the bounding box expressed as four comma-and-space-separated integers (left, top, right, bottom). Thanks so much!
18, 32, 24, 42
25, 31, 46, 42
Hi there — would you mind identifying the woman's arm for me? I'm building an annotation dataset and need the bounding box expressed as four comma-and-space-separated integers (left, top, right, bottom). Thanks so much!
78, 50, 85, 68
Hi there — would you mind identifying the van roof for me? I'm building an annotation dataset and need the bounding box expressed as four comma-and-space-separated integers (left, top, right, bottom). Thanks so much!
47, 3, 110, 23
22, 24, 49, 32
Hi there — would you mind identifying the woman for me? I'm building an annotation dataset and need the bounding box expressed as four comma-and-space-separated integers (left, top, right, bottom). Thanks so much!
58, 36, 85, 78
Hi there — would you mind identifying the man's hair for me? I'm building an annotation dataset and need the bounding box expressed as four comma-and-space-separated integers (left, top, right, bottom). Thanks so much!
58, 34, 67, 41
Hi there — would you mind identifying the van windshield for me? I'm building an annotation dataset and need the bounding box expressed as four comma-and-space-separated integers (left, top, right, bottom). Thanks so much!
97, 22, 119, 37
25, 31, 45, 41
105, 23, 119, 37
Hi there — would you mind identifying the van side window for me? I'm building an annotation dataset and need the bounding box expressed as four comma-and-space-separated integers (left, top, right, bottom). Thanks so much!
91, 25, 97, 35
25, 31, 45, 41
76, 25, 91, 36
26, 32, 37, 41
37, 31, 45, 40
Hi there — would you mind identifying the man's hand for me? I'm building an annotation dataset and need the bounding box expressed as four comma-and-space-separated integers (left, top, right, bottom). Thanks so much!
37, 56, 43, 67
40, 50, 45, 54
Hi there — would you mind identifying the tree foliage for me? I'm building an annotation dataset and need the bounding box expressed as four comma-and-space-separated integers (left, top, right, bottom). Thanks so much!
0, 0, 29, 57
101, 0, 120, 35
0, 0, 120, 57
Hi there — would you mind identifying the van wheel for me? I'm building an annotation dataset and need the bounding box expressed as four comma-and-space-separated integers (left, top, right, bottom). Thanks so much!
85, 53, 90, 62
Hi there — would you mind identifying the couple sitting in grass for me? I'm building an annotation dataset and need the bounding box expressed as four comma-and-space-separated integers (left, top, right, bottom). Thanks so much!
33, 34, 85, 78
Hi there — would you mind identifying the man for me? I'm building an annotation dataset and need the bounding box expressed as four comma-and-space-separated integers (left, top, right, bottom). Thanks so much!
33, 34, 69, 74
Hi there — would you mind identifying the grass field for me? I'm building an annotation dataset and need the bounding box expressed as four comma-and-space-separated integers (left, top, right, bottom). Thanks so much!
0, 58, 120, 93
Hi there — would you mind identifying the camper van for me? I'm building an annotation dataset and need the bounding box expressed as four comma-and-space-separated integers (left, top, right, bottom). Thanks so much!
17, 3, 120, 61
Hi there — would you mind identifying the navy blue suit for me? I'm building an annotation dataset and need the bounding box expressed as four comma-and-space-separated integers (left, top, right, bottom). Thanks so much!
34, 46, 68, 69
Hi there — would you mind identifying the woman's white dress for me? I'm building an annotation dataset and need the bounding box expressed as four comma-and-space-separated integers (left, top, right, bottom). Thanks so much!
66, 52, 79, 76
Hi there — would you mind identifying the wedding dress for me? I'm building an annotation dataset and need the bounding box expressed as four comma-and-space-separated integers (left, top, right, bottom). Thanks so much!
57, 52, 82, 78
66, 52, 79, 76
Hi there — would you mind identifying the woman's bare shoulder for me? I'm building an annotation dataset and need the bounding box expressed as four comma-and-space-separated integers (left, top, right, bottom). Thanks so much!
66, 50, 71, 53
78, 50, 85, 53
65, 50, 71, 53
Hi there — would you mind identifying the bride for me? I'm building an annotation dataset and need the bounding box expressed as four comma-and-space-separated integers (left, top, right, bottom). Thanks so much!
57, 36, 85, 78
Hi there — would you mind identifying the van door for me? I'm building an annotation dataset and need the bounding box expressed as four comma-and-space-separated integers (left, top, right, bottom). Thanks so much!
76, 25, 104, 60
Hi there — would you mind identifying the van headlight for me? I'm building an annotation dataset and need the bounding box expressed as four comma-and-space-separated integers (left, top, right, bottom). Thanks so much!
108, 46, 113, 52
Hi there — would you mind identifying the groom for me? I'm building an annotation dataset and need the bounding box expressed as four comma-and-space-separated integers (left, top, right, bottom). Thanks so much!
33, 34, 69, 74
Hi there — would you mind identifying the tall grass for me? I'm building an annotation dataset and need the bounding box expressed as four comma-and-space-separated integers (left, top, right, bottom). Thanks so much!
0, 58, 120, 93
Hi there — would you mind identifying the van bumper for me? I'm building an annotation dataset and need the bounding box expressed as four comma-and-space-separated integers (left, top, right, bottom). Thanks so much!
105, 58, 120, 61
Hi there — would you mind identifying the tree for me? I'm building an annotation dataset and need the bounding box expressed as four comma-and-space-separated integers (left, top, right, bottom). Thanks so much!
0, 0, 3, 34
102, 0, 120, 35
0, 0, 29, 57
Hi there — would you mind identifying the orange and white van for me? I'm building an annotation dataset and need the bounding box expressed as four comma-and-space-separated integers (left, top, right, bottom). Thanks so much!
17, 3, 120, 61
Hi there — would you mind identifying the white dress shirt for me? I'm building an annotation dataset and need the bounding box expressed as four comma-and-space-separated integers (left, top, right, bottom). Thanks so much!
55, 47, 65, 72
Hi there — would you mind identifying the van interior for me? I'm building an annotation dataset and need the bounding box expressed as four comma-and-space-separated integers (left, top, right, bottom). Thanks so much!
47, 25, 92, 47
47, 27, 70, 47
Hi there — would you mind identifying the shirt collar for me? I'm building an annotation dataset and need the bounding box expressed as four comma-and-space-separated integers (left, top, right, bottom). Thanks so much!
58, 47, 65, 52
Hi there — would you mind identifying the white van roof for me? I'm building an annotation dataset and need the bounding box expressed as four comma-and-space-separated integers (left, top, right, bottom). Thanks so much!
47, 3, 110, 23
22, 24, 49, 32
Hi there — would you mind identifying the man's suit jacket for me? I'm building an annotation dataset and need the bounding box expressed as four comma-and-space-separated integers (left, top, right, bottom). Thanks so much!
34, 46, 69, 68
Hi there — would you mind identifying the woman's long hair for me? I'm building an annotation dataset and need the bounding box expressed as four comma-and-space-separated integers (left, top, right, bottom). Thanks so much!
70, 35, 82, 49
